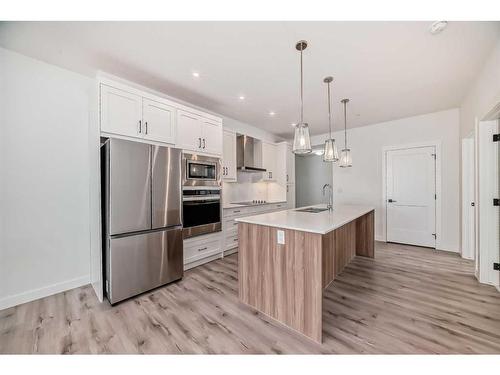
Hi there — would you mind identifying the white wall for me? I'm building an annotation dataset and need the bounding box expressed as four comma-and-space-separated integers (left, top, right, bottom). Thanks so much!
460, 38, 500, 137
310, 108, 460, 252
0, 48, 93, 310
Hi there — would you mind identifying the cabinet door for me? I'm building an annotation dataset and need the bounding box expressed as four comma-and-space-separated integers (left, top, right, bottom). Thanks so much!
176, 110, 203, 152
201, 119, 223, 156
286, 184, 296, 209
286, 143, 295, 184
142, 98, 176, 144
222, 130, 237, 181
262, 142, 277, 181
101, 84, 143, 138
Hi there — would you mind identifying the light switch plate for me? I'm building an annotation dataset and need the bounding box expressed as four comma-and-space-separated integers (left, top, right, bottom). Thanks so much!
277, 230, 285, 245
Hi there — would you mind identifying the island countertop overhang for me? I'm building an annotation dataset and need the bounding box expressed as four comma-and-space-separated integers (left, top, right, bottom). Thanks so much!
234, 204, 375, 234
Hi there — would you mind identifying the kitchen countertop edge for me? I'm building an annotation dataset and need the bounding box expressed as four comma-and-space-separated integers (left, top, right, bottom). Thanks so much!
234, 204, 375, 234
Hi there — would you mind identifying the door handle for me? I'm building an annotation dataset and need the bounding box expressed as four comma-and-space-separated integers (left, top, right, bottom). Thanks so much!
203, 138, 206, 149
138, 120, 142, 133
198, 138, 202, 148
388, 199, 396, 203
471, 202, 475, 207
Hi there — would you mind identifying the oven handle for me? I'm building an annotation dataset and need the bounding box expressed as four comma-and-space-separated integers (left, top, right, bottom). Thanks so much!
183, 200, 220, 206
183, 196, 220, 202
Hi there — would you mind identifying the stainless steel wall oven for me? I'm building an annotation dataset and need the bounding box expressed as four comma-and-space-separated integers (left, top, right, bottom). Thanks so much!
182, 153, 222, 238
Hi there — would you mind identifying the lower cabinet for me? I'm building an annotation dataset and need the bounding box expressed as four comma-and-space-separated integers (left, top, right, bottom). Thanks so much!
183, 233, 222, 270
183, 203, 289, 270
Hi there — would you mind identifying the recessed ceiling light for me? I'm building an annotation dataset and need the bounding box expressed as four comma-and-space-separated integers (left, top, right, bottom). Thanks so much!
239, 95, 245, 100
269, 111, 276, 116
192, 71, 200, 78
429, 21, 448, 35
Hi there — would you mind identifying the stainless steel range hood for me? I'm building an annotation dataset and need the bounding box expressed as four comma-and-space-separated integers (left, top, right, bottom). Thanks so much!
237, 135, 267, 172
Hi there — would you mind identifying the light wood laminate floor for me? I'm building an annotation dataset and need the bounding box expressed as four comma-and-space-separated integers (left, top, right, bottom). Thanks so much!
1, 242, 500, 354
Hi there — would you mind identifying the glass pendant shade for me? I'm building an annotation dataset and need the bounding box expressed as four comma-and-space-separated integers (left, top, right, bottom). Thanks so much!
323, 138, 339, 162
293, 123, 312, 154
339, 148, 352, 168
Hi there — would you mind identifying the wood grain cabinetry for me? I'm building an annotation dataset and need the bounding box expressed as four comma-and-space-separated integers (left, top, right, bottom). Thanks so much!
238, 210, 375, 343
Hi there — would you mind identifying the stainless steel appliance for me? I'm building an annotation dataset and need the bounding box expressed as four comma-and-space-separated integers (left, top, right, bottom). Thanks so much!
182, 153, 222, 238
237, 135, 266, 172
183, 152, 221, 187
101, 138, 183, 304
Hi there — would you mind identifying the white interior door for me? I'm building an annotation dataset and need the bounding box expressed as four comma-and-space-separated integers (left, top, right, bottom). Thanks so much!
386, 146, 436, 248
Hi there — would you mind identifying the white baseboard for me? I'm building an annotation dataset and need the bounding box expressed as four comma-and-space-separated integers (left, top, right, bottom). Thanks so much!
0, 275, 90, 311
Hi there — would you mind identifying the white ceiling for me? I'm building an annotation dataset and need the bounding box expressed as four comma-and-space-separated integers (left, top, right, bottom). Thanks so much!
1, 21, 499, 137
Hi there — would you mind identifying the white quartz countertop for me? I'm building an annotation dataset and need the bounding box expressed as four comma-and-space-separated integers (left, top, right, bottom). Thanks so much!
234, 204, 375, 234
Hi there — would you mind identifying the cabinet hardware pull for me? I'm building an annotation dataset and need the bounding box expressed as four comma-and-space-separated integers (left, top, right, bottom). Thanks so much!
138, 120, 142, 133
145, 122, 148, 135
234, 210, 241, 213
233, 238, 238, 242
198, 138, 202, 148
203, 138, 206, 149
198, 247, 208, 252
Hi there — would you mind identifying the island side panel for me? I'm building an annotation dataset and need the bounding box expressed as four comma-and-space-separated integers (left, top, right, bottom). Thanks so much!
355, 210, 375, 258
238, 222, 323, 343
322, 220, 357, 289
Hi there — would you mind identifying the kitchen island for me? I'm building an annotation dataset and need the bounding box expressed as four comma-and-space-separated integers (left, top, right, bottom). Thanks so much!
235, 205, 375, 343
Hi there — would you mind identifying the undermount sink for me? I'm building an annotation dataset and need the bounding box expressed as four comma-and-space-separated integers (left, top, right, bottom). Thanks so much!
295, 207, 330, 213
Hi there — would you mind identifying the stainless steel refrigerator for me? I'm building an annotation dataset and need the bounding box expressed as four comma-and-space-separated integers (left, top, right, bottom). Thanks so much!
101, 138, 183, 304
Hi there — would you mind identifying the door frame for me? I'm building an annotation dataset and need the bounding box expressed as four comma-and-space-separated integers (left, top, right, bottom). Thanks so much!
381, 141, 442, 249
476, 114, 500, 288
461, 131, 475, 260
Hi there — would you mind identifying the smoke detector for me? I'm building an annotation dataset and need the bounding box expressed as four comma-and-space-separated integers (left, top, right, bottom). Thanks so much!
429, 21, 448, 35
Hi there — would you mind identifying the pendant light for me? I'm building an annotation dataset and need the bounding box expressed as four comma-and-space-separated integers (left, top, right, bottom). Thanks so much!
292, 40, 312, 154
339, 98, 352, 168
322, 76, 339, 162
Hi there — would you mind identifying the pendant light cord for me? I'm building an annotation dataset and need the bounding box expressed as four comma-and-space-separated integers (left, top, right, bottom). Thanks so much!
300, 48, 303, 124
343, 100, 347, 148
327, 81, 332, 138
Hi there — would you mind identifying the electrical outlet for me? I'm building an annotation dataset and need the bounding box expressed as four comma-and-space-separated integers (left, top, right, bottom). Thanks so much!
277, 230, 285, 245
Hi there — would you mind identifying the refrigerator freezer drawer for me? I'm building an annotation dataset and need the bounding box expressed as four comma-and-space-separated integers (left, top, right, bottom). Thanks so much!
107, 227, 183, 304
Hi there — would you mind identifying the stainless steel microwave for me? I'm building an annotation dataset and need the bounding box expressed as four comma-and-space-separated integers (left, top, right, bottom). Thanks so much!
182, 153, 221, 188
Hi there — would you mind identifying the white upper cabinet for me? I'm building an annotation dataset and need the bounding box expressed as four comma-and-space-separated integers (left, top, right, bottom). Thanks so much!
177, 109, 222, 156
142, 98, 176, 144
176, 110, 203, 151
101, 85, 142, 138
201, 119, 223, 155
99, 78, 222, 154
222, 130, 237, 182
261, 142, 277, 181
275, 142, 295, 186
286, 143, 295, 184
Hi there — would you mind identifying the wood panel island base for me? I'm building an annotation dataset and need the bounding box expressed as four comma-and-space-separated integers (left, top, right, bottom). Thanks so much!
236, 205, 375, 343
